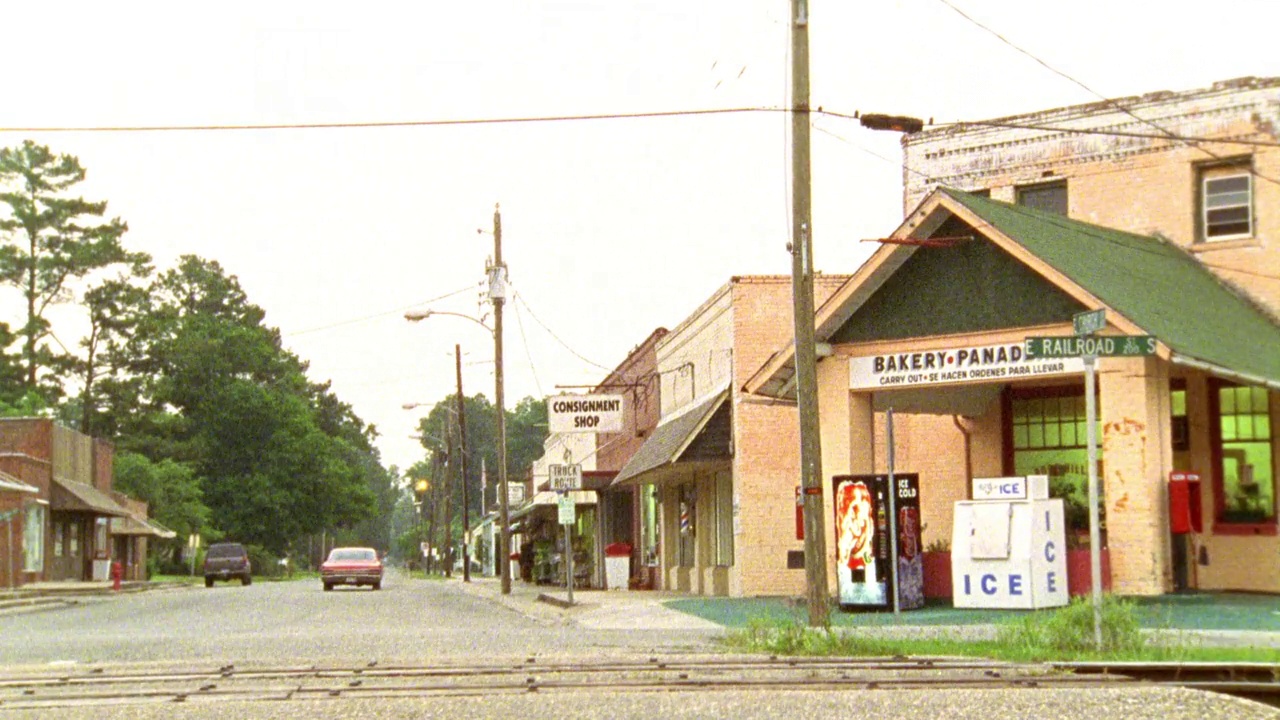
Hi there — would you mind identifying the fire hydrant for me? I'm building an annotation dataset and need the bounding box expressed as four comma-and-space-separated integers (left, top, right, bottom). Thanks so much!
110, 561, 123, 592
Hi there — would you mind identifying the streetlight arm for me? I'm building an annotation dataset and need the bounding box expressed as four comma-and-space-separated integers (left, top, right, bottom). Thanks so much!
404, 309, 495, 336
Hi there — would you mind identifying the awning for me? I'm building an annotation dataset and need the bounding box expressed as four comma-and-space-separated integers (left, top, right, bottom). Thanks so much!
612, 386, 730, 487
50, 477, 130, 516
111, 514, 177, 538
0, 471, 37, 495
509, 490, 597, 522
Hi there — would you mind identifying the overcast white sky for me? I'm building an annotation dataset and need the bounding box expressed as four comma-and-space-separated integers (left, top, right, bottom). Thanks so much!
2, 0, 1277, 472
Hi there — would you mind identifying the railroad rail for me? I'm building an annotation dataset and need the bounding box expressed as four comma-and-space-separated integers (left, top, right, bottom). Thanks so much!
0, 656, 1275, 710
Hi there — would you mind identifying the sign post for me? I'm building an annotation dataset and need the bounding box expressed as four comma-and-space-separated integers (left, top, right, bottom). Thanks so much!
1027, 311, 1158, 649
553, 450, 582, 605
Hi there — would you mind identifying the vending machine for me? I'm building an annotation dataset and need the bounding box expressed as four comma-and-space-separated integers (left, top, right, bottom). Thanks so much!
832, 473, 923, 610
950, 475, 1068, 610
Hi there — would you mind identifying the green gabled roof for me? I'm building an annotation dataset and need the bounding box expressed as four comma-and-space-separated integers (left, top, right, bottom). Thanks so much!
943, 188, 1280, 384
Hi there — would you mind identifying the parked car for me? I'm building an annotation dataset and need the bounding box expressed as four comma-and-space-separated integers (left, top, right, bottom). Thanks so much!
321, 547, 383, 591
203, 543, 252, 587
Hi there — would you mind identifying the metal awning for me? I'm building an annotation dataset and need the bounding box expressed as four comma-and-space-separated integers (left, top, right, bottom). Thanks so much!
50, 477, 130, 516
509, 490, 597, 522
612, 386, 730, 487
111, 514, 177, 538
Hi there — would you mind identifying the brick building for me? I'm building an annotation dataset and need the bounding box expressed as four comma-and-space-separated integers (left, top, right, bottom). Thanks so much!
747, 77, 1280, 597
614, 275, 847, 597
0, 418, 167, 584
591, 328, 666, 588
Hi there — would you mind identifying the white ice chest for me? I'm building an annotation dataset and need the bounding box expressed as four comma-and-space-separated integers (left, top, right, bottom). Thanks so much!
950, 475, 1069, 609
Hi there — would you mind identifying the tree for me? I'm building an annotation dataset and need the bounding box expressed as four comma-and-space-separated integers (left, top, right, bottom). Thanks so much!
113, 451, 210, 546
0, 141, 148, 402
118, 256, 378, 555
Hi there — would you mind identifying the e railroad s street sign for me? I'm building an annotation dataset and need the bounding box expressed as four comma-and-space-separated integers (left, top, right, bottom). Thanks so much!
1073, 309, 1106, 336
1025, 335, 1157, 359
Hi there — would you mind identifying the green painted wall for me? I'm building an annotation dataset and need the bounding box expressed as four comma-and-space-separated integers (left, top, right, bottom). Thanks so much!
829, 221, 1086, 344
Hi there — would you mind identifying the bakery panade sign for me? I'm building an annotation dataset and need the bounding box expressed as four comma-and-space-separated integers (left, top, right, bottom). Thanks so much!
849, 342, 1084, 390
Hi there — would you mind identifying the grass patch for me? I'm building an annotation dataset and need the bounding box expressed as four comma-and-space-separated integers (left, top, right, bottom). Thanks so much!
721, 596, 1280, 663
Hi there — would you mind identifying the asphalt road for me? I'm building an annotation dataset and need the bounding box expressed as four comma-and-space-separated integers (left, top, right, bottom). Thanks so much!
0, 571, 1275, 719
0, 569, 714, 667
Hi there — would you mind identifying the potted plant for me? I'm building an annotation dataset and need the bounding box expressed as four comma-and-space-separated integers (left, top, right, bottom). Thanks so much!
921, 534, 952, 599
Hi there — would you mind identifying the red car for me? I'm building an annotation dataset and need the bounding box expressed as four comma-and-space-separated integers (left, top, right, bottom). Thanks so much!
321, 547, 383, 591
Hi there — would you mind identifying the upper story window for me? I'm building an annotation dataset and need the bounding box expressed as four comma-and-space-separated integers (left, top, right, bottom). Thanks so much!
1016, 180, 1067, 216
1201, 165, 1253, 241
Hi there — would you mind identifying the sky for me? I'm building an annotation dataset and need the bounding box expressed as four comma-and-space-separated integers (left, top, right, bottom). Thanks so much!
2, 0, 1278, 473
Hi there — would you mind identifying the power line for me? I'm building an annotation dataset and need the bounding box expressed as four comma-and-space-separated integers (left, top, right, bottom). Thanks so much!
284, 282, 482, 337
941, 119, 1280, 148
813, 122, 932, 180
510, 294, 545, 398
0, 107, 788, 134
510, 290, 612, 372
933, 0, 1280, 188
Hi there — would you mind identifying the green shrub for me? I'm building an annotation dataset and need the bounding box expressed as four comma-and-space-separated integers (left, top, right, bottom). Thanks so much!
998, 594, 1144, 656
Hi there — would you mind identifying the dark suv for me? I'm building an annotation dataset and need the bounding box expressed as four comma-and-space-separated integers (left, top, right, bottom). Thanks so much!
203, 543, 252, 587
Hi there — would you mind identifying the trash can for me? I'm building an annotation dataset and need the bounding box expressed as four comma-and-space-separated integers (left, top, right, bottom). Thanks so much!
509, 552, 521, 583
604, 543, 632, 591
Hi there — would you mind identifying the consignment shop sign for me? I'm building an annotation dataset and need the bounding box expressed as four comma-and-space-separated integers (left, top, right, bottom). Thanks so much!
849, 342, 1084, 390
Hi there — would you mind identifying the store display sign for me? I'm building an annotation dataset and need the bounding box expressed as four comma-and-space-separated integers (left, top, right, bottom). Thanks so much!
849, 342, 1083, 390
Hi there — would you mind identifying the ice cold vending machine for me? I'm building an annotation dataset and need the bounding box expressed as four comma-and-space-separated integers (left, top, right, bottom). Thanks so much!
950, 475, 1068, 610
832, 473, 923, 610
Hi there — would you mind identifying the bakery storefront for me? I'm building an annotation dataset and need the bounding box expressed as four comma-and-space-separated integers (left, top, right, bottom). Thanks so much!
747, 188, 1280, 596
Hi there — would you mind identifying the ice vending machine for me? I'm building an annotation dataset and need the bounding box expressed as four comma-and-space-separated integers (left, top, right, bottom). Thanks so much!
951, 475, 1068, 609
832, 473, 924, 610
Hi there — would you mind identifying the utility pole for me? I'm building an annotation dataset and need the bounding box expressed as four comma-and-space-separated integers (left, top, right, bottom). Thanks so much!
443, 414, 455, 579
488, 204, 512, 595
455, 344, 471, 583
790, 0, 830, 627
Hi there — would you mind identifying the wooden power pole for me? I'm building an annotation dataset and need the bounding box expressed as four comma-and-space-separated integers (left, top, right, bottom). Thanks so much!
489, 205, 511, 595
790, 0, 830, 627
455, 344, 471, 583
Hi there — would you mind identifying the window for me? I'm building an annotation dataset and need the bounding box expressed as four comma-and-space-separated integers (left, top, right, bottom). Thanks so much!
640, 485, 659, 566
713, 472, 734, 567
1211, 381, 1274, 526
1202, 167, 1252, 241
23, 504, 44, 572
1016, 180, 1067, 216
1008, 387, 1097, 538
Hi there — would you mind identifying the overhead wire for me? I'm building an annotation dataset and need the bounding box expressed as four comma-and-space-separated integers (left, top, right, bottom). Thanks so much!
509, 293, 545, 398
932, 0, 1280, 188
510, 289, 612, 372
284, 281, 483, 337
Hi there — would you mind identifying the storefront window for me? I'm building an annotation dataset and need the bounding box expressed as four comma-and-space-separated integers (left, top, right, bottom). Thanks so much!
54, 523, 64, 558
95, 517, 109, 559
1212, 381, 1275, 525
1009, 387, 1096, 540
23, 504, 44, 572
640, 484, 659, 566
68, 521, 79, 556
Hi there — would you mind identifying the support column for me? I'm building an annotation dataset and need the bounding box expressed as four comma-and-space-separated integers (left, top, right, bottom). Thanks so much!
1099, 355, 1173, 595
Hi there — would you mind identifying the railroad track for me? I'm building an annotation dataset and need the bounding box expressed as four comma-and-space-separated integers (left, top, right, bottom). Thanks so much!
0, 656, 1274, 710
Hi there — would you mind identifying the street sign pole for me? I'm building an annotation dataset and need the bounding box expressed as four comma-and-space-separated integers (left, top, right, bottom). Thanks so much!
1084, 353, 1103, 650
887, 408, 900, 618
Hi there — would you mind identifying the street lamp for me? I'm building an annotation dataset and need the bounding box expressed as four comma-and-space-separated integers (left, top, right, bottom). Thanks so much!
405, 288, 510, 595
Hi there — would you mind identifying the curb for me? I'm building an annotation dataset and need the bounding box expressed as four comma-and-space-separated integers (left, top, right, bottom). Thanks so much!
537, 592, 576, 609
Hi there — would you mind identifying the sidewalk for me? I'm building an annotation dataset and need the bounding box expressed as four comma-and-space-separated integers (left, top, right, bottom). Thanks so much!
0, 579, 189, 616
446, 577, 1280, 649
446, 575, 722, 632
